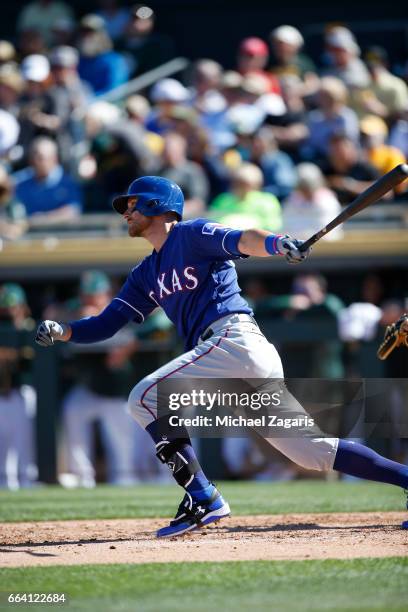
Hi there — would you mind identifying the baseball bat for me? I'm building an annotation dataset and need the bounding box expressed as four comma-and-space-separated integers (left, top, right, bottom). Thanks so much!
299, 163, 408, 251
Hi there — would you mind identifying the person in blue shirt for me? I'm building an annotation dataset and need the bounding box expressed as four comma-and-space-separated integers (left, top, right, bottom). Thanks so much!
77, 14, 129, 96
13, 137, 82, 224
36, 176, 408, 538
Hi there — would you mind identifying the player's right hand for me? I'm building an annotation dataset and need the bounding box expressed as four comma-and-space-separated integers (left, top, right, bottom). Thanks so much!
35, 320, 66, 347
276, 235, 311, 264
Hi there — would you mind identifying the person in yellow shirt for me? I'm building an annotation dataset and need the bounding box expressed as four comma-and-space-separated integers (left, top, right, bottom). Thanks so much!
360, 115, 407, 194
209, 162, 282, 232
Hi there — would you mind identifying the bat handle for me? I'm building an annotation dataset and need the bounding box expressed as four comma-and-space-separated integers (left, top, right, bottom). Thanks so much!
298, 234, 320, 252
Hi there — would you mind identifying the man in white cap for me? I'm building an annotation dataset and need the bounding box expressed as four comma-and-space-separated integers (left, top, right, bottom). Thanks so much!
145, 78, 191, 135
269, 25, 316, 80
323, 26, 370, 89
18, 54, 54, 161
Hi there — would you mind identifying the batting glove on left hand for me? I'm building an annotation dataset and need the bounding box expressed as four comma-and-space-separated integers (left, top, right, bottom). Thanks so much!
276, 235, 311, 264
35, 320, 66, 347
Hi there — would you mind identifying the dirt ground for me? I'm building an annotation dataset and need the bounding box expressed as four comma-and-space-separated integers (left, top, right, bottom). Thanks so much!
1, 512, 407, 567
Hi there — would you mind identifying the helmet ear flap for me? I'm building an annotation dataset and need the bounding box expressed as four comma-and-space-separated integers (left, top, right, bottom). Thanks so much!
146, 199, 161, 209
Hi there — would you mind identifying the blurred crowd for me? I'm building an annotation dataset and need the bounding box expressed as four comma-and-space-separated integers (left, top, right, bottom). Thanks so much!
1, 269, 407, 488
0, 2, 407, 242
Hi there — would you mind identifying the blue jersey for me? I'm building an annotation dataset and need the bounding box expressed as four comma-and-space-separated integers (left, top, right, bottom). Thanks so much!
112, 219, 253, 350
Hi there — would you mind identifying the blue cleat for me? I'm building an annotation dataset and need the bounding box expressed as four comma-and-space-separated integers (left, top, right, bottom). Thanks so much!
157, 488, 230, 538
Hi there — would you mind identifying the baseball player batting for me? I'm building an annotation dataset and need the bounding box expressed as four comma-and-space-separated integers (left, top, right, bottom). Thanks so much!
36, 176, 408, 537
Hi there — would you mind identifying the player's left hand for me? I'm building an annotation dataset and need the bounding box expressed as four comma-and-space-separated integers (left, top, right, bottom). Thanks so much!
35, 320, 66, 347
276, 235, 311, 264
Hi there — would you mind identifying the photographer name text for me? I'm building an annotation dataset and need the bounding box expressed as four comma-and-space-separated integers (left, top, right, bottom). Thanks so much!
168, 414, 315, 429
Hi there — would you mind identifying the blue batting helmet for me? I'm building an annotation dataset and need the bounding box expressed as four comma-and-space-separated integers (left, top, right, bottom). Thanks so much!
112, 176, 184, 220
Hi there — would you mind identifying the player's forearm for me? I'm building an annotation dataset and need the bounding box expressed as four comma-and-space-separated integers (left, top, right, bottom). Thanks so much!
238, 229, 280, 257
69, 304, 130, 343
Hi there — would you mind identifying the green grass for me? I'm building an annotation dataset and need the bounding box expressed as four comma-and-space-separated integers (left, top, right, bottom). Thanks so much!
0, 480, 405, 522
1, 558, 407, 611
1, 484, 407, 611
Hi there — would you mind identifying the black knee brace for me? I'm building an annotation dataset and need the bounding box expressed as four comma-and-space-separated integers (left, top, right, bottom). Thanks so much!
156, 439, 200, 487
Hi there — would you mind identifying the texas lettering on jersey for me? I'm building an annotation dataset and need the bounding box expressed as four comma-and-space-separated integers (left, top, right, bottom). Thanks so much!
149, 267, 199, 303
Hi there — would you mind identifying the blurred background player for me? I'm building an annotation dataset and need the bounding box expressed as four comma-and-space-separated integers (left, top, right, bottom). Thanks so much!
44, 270, 141, 487
0, 283, 37, 489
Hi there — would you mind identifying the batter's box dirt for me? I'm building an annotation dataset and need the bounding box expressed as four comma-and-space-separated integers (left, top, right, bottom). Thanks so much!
1, 512, 407, 567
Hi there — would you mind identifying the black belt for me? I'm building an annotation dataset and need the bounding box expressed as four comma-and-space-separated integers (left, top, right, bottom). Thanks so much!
200, 314, 258, 341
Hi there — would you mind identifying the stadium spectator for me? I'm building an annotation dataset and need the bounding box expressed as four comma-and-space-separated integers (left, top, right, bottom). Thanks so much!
360, 115, 406, 176
269, 25, 318, 97
125, 94, 164, 156
266, 75, 308, 160
303, 76, 360, 162
389, 110, 408, 158
0, 41, 16, 67
364, 47, 408, 120
13, 137, 82, 224
322, 133, 380, 204
0, 66, 24, 117
167, 104, 230, 198
190, 59, 226, 114
166, 105, 200, 147
239, 73, 285, 121
323, 26, 370, 89
125, 93, 150, 123
50, 17, 76, 47
96, 0, 130, 42
226, 102, 265, 143
269, 25, 316, 78
0, 165, 27, 241
0, 110, 20, 163
191, 68, 239, 152
223, 118, 296, 199
0, 283, 37, 490
248, 126, 296, 200
185, 125, 230, 201
47, 46, 91, 169
49, 46, 91, 110
77, 14, 129, 95
117, 4, 175, 77
282, 162, 342, 240
210, 162, 282, 231
44, 271, 140, 487
81, 101, 159, 211
220, 70, 244, 106
146, 78, 191, 135
237, 37, 281, 95
16, 0, 74, 46
158, 131, 209, 218
17, 54, 56, 161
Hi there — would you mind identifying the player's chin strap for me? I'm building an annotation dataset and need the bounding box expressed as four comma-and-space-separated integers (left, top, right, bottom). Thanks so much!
156, 439, 201, 487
